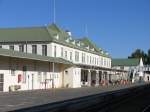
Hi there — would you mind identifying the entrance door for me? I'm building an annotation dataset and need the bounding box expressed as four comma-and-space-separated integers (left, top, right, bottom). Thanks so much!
0, 74, 4, 91
81, 70, 88, 85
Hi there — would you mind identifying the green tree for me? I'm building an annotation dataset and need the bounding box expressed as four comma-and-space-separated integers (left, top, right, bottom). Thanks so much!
128, 49, 147, 64
147, 49, 150, 64
128, 49, 144, 58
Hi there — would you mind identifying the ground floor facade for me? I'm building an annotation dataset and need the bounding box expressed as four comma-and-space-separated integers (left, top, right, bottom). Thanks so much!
0, 56, 67, 92
80, 67, 128, 87
0, 55, 128, 92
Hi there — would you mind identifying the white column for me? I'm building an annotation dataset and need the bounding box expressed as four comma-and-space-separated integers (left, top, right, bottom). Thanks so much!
107, 71, 110, 81
132, 70, 136, 83
103, 71, 106, 81
106, 72, 110, 85
101, 71, 104, 80
88, 70, 91, 86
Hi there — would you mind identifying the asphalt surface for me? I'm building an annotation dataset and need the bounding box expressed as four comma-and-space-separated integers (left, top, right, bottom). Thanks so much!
109, 86, 150, 112
0, 83, 148, 112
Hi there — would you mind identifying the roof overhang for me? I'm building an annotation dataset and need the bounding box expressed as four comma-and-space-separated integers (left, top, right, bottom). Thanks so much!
0, 48, 73, 65
76, 63, 127, 72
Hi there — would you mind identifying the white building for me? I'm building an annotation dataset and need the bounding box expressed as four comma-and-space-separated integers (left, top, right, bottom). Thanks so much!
143, 65, 150, 82
0, 24, 112, 92
112, 58, 140, 71
112, 58, 149, 83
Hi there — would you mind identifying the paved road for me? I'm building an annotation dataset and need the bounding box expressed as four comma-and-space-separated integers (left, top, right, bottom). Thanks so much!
109, 86, 150, 112
0, 83, 147, 112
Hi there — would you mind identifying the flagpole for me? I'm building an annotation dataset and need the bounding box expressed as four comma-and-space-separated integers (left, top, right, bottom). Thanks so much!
85, 24, 88, 37
53, 0, 56, 23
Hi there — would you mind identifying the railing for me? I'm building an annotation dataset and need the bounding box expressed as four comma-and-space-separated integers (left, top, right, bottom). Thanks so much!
10, 83, 150, 112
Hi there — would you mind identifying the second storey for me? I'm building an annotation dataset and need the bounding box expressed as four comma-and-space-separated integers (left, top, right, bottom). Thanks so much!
0, 24, 111, 68
0, 42, 111, 68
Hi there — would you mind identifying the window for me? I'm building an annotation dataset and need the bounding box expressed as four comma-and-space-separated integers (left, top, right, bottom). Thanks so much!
0, 45, 2, 48
61, 47, 63, 57
42, 45, 47, 56
70, 52, 72, 60
54, 46, 56, 57
99, 57, 101, 66
9, 45, 14, 50
92, 57, 94, 64
106, 60, 108, 67
101, 58, 103, 66
104, 58, 106, 66
0, 74, 4, 84
32, 45, 37, 54
87, 55, 89, 64
82, 53, 85, 63
19, 44, 24, 52
97, 58, 98, 65
75, 51, 79, 62
65, 51, 67, 59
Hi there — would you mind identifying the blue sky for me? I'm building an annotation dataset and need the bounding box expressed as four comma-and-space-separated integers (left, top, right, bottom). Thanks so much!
0, 0, 150, 58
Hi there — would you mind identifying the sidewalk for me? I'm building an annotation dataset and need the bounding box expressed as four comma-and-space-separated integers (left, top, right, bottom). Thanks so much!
0, 83, 146, 112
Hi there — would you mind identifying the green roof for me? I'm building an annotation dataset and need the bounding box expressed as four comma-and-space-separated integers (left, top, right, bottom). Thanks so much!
112, 58, 140, 66
0, 27, 52, 42
79, 38, 99, 52
0, 24, 110, 58
79, 38, 110, 57
47, 24, 110, 57
0, 48, 73, 65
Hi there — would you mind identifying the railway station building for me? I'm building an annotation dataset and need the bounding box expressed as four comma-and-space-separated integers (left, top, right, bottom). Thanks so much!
0, 24, 120, 92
